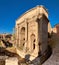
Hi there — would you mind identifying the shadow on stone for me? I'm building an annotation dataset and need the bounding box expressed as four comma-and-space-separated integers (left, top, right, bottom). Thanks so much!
25, 54, 30, 62
40, 45, 52, 64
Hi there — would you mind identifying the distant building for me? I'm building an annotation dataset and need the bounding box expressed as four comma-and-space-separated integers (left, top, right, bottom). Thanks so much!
0, 33, 12, 40
52, 24, 59, 35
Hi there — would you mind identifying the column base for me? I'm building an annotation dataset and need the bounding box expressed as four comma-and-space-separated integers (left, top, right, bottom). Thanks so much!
40, 45, 52, 64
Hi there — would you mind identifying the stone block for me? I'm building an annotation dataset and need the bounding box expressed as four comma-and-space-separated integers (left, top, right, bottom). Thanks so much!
5, 57, 18, 65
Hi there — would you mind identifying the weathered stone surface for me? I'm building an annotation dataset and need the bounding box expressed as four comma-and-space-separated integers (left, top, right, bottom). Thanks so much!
5, 57, 18, 65
16, 5, 49, 61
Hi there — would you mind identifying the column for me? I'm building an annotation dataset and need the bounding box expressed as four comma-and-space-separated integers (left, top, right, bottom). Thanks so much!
17, 24, 19, 48
23, 19, 28, 52
16, 25, 18, 48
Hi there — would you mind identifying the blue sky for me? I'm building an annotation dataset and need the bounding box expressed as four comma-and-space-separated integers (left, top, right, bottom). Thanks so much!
0, 0, 59, 34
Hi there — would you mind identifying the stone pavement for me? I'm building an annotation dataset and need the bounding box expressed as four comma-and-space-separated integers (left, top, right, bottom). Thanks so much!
43, 38, 59, 65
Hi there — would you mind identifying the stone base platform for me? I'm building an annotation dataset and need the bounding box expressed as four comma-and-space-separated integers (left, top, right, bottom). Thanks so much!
19, 45, 52, 65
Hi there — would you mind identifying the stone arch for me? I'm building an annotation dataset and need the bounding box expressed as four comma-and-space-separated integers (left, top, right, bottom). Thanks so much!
30, 34, 36, 51
20, 27, 25, 49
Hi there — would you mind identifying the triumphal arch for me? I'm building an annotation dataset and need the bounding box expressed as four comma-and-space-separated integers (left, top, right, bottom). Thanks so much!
15, 5, 49, 61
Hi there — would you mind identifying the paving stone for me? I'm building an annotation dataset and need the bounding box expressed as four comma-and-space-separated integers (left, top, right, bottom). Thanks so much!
43, 39, 59, 65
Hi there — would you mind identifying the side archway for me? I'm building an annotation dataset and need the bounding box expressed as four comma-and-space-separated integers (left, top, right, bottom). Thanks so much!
20, 27, 25, 50
30, 34, 36, 51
